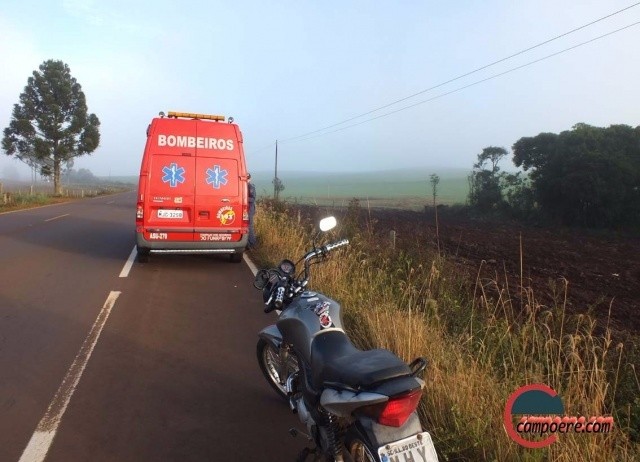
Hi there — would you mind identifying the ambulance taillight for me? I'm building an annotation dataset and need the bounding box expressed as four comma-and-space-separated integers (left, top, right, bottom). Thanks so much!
242, 205, 249, 226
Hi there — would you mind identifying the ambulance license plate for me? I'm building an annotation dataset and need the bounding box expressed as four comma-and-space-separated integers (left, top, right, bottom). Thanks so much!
377, 432, 438, 462
158, 210, 183, 219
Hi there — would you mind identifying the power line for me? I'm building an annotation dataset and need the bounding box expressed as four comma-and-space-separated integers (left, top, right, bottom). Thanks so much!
279, 2, 640, 144
246, 141, 275, 157
287, 21, 640, 145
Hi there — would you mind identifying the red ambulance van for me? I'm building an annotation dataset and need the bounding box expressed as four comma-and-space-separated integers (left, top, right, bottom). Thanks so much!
136, 111, 249, 262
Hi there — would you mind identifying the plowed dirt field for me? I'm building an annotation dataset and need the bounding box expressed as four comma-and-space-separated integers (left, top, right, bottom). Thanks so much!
368, 208, 639, 333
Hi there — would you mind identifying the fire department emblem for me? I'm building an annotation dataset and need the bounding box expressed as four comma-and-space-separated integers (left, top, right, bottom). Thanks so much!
216, 206, 235, 225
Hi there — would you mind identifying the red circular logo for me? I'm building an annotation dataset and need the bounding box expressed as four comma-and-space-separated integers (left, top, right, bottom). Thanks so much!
504, 383, 561, 448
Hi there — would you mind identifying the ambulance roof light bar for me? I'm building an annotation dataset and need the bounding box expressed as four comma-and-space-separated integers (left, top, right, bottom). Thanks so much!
167, 111, 225, 121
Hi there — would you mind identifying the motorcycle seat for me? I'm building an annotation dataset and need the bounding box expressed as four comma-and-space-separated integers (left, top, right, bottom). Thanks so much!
309, 330, 412, 390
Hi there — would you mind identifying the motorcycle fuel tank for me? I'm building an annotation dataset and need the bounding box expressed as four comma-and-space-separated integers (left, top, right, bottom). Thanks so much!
277, 292, 344, 363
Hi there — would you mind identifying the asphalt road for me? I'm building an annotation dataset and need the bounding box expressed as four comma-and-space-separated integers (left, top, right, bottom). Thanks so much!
0, 191, 302, 461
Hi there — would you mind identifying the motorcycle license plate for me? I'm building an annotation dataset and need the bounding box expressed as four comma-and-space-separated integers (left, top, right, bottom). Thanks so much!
377, 432, 438, 462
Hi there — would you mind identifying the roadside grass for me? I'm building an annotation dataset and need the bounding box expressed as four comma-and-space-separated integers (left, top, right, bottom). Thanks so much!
0, 192, 67, 213
0, 188, 131, 213
250, 202, 639, 461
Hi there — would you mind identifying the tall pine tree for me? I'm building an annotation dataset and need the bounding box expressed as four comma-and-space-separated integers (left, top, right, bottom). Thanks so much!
2, 59, 100, 195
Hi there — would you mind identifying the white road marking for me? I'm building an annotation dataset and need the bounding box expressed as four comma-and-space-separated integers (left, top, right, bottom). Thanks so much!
119, 246, 137, 278
18, 291, 121, 462
107, 201, 115, 204
243, 253, 258, 276
44, 214, 69, 222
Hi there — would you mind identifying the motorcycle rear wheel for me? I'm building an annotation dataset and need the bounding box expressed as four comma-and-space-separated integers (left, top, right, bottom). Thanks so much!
256, 339, 299, 400
345, 438, 377, 462
344, 425, 380, 462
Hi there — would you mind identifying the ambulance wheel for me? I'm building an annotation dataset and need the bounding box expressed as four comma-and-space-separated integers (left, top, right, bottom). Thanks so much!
230, 252, 243, 263
137, 247, 150, 262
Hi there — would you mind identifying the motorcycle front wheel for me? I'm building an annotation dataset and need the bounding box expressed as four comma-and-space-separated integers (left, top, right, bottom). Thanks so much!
256, 338, 299, 400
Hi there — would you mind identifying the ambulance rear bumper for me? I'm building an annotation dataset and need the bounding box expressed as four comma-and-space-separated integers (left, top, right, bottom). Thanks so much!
136, 232, 247, 253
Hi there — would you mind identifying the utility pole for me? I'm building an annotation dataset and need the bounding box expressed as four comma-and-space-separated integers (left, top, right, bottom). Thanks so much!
274, 140, 279, 200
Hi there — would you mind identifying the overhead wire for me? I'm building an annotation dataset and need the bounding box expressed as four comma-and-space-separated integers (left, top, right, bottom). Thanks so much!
278, 2, 640, 144
246, 141, 275, 157
287, 20, 640, 145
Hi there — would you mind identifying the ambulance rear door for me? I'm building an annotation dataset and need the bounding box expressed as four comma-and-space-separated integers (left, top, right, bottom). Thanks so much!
144, 118, 197, 242
193, 121, 243, 245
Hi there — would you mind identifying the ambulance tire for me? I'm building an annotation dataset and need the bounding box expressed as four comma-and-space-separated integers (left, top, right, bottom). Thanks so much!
230, 251, 243, 263
137, 246, 150, 263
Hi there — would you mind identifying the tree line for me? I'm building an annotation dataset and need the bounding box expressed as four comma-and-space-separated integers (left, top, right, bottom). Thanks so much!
468, 123, 640, 228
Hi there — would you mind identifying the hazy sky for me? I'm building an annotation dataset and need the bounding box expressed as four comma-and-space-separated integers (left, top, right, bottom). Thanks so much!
1, 1, 639, 178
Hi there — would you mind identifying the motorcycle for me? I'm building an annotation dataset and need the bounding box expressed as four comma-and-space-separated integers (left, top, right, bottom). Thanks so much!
253, 216, 439, 462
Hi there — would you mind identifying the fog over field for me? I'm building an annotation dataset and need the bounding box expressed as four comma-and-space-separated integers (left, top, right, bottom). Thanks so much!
249, 168, 472, 206
31, 167, 471, 207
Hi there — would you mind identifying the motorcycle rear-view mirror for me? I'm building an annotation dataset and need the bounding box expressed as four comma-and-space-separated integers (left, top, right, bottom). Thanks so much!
319, 216, 337, 232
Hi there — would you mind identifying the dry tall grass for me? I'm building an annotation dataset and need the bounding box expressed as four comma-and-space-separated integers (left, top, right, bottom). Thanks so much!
252, 204, 639, 461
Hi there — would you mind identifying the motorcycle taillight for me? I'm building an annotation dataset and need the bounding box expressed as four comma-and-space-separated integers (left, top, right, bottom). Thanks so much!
361, 389, 422, 428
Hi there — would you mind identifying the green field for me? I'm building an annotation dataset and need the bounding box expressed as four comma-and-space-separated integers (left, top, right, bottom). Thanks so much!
98, 169, 471, 209
251, 168, 470, 209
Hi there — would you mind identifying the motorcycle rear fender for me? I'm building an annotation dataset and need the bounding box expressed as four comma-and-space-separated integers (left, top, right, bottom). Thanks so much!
355, 413, 423, 449
366, 375, 425, 397
258, 324, 283, 350
320, 389, 389, 418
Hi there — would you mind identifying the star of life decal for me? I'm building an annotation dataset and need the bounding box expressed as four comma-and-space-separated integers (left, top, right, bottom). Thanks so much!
161, 163, 186, 188
206, 165, 228, 189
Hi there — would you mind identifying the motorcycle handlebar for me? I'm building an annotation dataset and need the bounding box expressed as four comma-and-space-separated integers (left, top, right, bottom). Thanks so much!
274, 286, 285, 309
264, 280, 287, 313
323, 239, 350, 254
302, 239, 350, 279
260, 239, 349, 314
303, 239, 350, 263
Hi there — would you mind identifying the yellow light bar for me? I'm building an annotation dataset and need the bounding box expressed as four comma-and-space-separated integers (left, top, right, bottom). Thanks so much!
167, 111, 225, 121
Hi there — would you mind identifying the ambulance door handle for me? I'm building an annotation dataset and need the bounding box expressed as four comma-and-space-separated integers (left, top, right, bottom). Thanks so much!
221, 198, 230, 203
